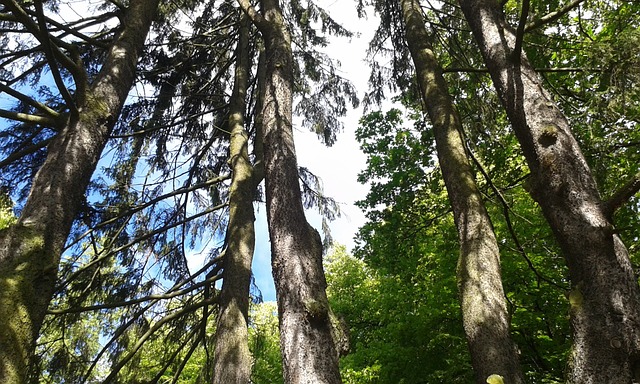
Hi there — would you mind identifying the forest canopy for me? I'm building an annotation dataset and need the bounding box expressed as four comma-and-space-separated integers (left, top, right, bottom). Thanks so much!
0, 0, 639, 383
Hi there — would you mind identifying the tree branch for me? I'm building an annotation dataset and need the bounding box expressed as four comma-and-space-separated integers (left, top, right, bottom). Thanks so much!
79, 255, 221, 381
58, 203, 228, 290
1, 0, 87, 112
0, 108, 58, 126
2, 60, 47, 87
526, 0, 586, 32
101, 295, 217, 383
512, 0, 530, 64
0, 137, 52, 168
466, 144, 567, 289
0, 10, 16, 21
604, 171, 640, 217
33, 0, 78, 116
235, 0, 267, 31
443, 67, 599, 73
22, 7, 113, 48
0, 81, 61, 117
48, 271, 222, 314
65, 174, 230, 250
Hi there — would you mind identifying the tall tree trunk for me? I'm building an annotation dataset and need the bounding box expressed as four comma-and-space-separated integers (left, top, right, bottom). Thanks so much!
0, 1, 159, 382
236, 0, 342, 383
211, 13, 257, 384
399, 0, 524, 382
458, 1, 640, 382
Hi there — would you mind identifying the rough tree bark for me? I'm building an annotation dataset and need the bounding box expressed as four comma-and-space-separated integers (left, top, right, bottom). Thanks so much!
458, 1, 640, 382
236, 0, 343, 383
211, 13, 258, 384
0, 1, 159, 382
399, 0, 524, 382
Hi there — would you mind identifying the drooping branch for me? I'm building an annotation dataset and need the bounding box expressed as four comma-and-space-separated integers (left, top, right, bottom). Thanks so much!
48, 271, 222, 314
1, 0, 88, 111
0, 137, 52, 169
468, 147, 568, 290
66, 174, 230, 250
22, 6, 114, 48
147, 329, 199, 384
101, 296, 217, 383
0, 82, 61, 118
79, 254, 222, 382
33, 0, 78, 115
58, 203, 228, 290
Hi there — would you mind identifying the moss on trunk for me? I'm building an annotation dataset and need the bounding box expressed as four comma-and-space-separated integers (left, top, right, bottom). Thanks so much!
0, 225, 48, 383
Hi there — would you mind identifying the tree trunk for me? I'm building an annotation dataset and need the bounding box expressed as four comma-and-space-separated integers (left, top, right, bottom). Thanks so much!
211, 13, 256, 384
0, 1, 159, 382
237, 0, 343, 383
458, 1, 640, 382
399, 0, 524, 382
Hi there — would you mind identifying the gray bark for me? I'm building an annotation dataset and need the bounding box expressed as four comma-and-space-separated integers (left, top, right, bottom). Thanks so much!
0, 1, 159, 382
400, 0, 524, 382
237, 0, 343, 382
212, 13, 256, 384
458, 1, 640, 382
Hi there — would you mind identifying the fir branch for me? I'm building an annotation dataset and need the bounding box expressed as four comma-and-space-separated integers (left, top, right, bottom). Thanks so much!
0, 108, 58, 126
0, 137, 52, 169
0, 81, 61, 117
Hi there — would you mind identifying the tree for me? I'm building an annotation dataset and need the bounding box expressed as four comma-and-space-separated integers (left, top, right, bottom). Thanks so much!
250, 302, 284, 384
211, 11, 260, 384
398, 0, 523, 381
457, 0, 640, 381
0, 0, 353, 381
326, 242, 473, 384
236, 0, 343, 382
0, 0, 160, 382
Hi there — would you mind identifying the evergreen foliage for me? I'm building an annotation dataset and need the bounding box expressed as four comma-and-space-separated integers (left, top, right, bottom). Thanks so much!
0, 0, 638, 382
